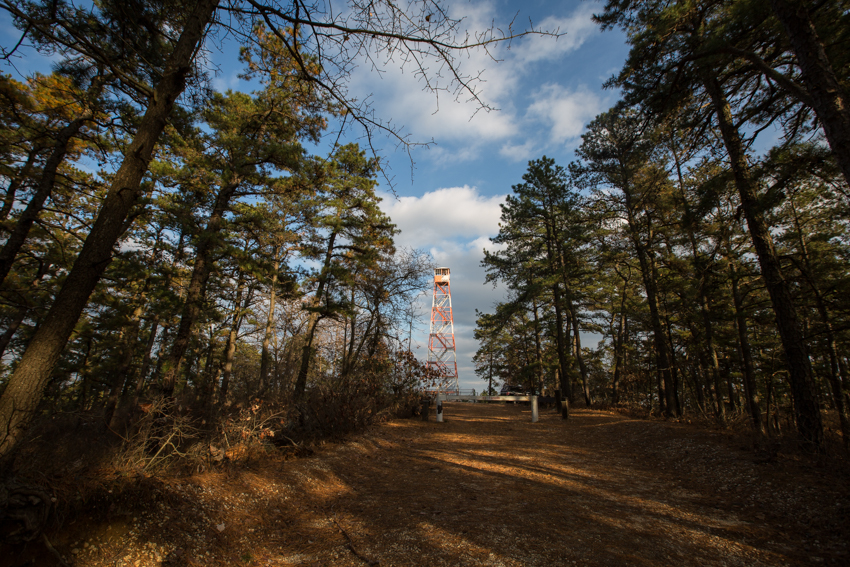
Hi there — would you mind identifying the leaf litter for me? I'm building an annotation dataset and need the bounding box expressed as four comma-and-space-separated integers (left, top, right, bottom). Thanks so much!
6, 405, 850, 566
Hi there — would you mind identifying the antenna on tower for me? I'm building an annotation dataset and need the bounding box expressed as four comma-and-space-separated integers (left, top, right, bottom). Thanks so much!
427, 267, 459, 394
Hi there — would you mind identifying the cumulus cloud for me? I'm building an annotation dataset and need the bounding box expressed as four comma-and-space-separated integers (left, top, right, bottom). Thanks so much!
380, 185, 508, 388
527, 83, 605, 144
511, 4, 599, 64
340, 1, 603, 155
499, 139, 539, 162
380, 185, 505, 249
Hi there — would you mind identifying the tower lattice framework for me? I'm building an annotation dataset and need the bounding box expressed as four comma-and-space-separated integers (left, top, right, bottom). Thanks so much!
427, 267, 459, 394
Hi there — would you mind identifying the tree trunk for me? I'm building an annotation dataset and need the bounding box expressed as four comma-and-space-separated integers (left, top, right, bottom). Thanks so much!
103, 282, 149, 427
551, 284, 571, 418
0, 147, 39, 223
663, 305, 682, 416
73, 335, 95, 410
728, 254, 764, 434
258, 251, 279, 396
219, 274, 250, 406
0, 117, 88, 287
0, 0, 220, 460
531, 291, 544, 394
569, 301, 591, 406
294, 311, 321, 402
611, 273, 629, 405
703, 72, 823, 450
671, 131, 723, 420
788, 198, 849, 446
770, 0, 850, 188
623, 200, 675, 417
131, 316, 160, 405
294, 230, 338, 402
0, 259, 49, 360
160, 180, 240, 397
542, 228, 572, 412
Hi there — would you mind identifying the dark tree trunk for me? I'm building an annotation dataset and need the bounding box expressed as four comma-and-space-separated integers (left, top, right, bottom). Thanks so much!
103, 278, 151, 427
788, 199, 850, 446
611, 274, 629, 405
770, 0, 850, 188
0, 259, 49, 360
160, 180, 240, 397
294, 230, 338, 402
219, 274, 251, 406
551, 284, 571, 418
531, 292, 544, 394
73, 336, 95, 410
624, 202, 675, 417
570, 302, 591, 406
728, 256, 764, 434
131, 316, 160, 405
703, 72, 823, 450
259, 252, 280, 396
0, 0, 221, 460
0, 117, 88, 287
294, 311, 321, 402
663, 306, 682, 416
0, 147, 39, 223
542, 227, 573, 412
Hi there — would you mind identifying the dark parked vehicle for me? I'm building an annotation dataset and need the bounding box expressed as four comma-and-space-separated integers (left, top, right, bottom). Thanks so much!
499, 383, 538, 396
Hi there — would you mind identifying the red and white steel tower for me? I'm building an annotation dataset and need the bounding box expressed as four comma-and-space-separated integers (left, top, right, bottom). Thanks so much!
427, 267, 459, 394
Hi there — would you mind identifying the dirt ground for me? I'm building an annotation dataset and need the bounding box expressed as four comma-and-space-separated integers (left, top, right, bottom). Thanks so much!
4, 404, 850, 566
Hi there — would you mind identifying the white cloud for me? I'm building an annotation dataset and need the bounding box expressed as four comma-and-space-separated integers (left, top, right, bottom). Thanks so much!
340, 1, 603, 155
211, 70, 243, 93
499, 139, 538, 161
510, 4, 599, 64
527, 83, 605, 144
380, 185, 508, 388
380, 185, 505, 249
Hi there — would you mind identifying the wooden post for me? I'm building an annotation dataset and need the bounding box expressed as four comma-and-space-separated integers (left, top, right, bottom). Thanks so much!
532, 395, 539, 423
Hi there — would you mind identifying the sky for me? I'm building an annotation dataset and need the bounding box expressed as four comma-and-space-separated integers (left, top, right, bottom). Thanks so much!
0, 0, 631, 391
323, 0, 631, 390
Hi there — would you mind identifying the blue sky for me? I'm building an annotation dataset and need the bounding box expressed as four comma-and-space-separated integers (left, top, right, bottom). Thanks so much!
325, 0, 630, 390
1, 0, 630, 390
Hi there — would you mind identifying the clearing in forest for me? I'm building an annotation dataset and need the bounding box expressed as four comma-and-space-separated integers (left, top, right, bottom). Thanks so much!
6, 405, 850, 566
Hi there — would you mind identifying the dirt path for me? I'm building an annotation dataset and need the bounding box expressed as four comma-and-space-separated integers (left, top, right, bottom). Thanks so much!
9, 405, 850, 566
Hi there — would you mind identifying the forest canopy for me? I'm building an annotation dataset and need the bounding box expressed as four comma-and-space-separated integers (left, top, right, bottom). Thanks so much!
0, 0, 531, 463
474, 0, 850, 452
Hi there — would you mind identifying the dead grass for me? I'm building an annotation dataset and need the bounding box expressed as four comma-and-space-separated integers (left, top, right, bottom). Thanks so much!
3, 404, 850, 566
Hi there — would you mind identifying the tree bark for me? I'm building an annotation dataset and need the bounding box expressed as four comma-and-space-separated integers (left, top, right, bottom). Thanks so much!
571, 309, 591, 406
103, 282, 148, 427
623, 193, 676, 417
788, 197, 849, 446
0, 0, 220, 460
259, 251, 280, 396
728, 255, 764, 434
703, 72, 823, 450
770, 0, 850, 188
160, 180, 240, 397
294, 229, 338, 402
131, 315, 160, 405
530, 288, 544, 394
219, 273, 251, 406
0, 117, 88, 287
0, 259, 49, 360
0, 147, 39, 223
542, 221, 572, 413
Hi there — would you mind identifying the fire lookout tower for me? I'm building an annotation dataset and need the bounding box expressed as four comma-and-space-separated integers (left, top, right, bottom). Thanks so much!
427, 267, 459, 394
